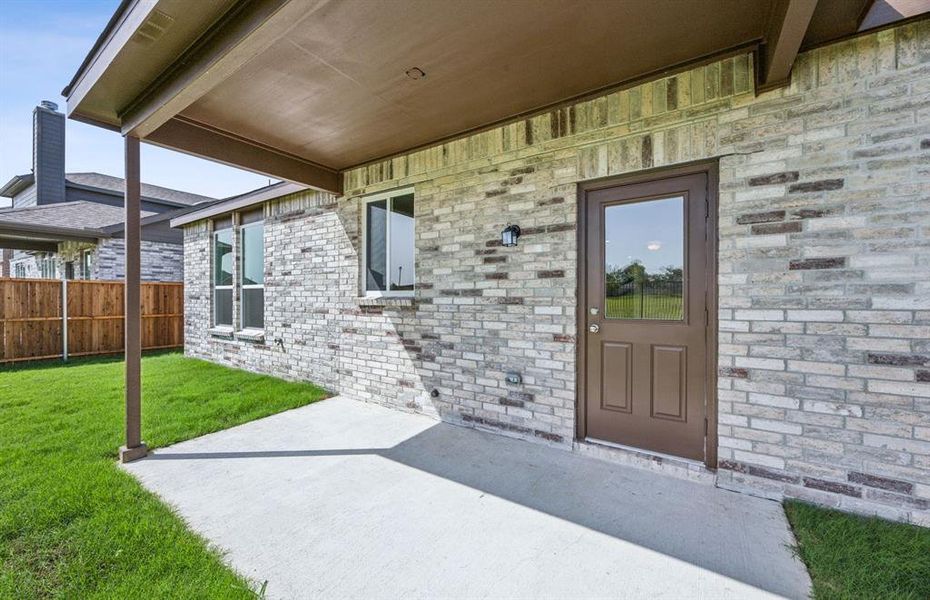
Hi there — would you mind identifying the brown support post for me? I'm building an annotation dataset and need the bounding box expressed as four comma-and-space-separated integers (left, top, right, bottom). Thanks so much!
119, 135, 147, 463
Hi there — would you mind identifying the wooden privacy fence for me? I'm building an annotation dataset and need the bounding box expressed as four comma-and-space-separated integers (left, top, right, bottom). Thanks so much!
0, 278, 183, 363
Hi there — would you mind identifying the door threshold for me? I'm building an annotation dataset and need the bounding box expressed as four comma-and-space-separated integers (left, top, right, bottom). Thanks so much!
586, 437, 705, 466
576, 437, 715, 484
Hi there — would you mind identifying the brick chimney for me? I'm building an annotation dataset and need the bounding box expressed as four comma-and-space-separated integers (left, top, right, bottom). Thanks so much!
33, 100, 66, 205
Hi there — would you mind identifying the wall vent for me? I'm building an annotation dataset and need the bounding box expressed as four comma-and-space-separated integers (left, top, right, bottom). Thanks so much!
132, 10, 174, 45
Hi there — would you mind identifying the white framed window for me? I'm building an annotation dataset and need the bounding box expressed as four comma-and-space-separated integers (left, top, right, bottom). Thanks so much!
39, 254, 57, 279
362, 187, 415, 297
14, 263, 25, 278
81, 250, 92, 279
213, 219, 234, 327
240, 211, 264, 330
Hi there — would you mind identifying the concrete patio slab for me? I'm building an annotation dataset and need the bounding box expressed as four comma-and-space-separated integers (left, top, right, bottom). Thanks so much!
124, 397, 811, 599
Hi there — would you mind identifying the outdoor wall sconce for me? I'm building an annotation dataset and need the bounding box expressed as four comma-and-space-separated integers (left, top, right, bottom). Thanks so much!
501, 224, 521, 247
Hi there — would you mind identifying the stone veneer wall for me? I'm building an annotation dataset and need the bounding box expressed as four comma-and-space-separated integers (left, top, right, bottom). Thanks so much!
182, 21, 930, 523
56, 241, 96, 278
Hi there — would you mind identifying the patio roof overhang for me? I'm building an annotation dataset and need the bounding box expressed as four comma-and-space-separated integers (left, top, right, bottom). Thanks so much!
0, 222, 107, 252
64, 0, 903, 197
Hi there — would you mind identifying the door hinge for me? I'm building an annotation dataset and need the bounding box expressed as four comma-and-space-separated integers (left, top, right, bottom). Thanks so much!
704, 417, 709, 435
704, 306, 709, 326
704, 197, 709, 220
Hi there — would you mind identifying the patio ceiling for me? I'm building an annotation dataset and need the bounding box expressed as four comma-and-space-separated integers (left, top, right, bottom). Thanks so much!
65, 0, 890, 194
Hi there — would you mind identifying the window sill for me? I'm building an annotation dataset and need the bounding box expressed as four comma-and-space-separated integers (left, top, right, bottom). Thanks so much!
355, 295, 416, 308
235, 328, 266, 343
208, 326, 235, 339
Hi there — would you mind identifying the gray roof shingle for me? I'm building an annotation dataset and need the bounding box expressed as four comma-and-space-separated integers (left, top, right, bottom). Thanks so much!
0, 201, 155, 231
2, 171, 216, 206
65, 172, 214, 206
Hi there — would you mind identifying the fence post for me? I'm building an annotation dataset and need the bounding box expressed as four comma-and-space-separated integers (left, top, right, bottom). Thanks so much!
61, 279, 68, 361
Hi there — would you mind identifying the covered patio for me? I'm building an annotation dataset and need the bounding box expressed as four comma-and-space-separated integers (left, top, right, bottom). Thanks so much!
62, 0, 930, 527
61, 0, 916, 464
125, 396, 811, 599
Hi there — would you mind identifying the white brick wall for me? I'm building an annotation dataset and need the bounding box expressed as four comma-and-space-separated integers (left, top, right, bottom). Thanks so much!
183, 21, 930, 524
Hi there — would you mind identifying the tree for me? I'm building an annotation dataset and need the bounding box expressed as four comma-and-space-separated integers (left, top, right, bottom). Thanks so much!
652, 266, 682, 283
622, 261, 647, 285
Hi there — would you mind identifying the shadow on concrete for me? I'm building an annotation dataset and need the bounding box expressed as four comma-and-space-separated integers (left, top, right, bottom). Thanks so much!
146, 418, 807, 598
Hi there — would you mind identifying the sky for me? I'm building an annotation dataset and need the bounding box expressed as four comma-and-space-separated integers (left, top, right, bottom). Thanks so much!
605, 196, 683, 274
0, 0, 272, 208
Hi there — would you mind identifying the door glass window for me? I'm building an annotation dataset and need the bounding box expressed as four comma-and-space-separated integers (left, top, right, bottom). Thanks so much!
604, 196, 684, 320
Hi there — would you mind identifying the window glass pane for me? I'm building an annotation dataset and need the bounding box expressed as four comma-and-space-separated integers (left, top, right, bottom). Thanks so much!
214, 288, 232, 326
242, 288, 264, 329
242, 223, 264, 285
214, 229, 233, 286
366, 200, 387, 291
42, 256, 56, 279
389, 194, 415, 291
82, 252, 92, 279
604, 196, 684, 320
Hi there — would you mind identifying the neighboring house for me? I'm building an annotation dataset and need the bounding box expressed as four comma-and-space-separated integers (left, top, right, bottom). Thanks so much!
67, 0, 930, 525
0, 101, 213, 281
0, 249, 10, 277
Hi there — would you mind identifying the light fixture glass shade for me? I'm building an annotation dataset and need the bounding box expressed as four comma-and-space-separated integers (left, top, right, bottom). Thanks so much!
501, 224, 521, 247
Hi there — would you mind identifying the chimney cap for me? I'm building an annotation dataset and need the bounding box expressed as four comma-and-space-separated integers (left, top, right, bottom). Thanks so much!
39, 100, 59, 112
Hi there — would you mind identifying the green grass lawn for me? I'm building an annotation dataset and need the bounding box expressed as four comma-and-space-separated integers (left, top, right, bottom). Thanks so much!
785, 500, 930, 599
0, 351, 328, 599
606, 294, 683, 319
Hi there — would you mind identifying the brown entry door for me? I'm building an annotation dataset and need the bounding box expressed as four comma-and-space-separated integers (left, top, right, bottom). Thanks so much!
584, 173, 709, 461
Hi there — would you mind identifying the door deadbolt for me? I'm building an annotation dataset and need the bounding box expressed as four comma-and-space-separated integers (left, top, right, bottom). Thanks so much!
589, 307, 599, 315
588, 324, 600, 333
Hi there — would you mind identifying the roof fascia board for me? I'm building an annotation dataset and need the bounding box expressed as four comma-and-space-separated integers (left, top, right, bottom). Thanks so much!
100, 209, 178, 234
62, 0, 136, 97
147, 117, 340, 195
65, 0, 161, 120
64, 179, 193, 208
0, 222, 108, 241
0, 175, 35, 198
170, 182, 305, 227
0, 238, 60, 252
121, 0, 301, 138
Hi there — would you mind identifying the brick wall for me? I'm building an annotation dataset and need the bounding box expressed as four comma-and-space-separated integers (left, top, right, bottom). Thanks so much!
182, 21, 930, 524
32, 103, 66, 206
8, 239, 183, 282
95, 238, 184, 282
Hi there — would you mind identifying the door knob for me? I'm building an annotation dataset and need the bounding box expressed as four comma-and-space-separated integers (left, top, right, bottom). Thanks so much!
589, 324, 600, 333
